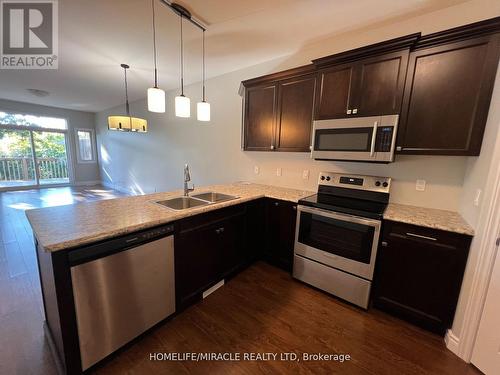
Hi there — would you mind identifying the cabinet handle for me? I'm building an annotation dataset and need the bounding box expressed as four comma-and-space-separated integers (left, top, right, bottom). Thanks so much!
274, 202, 279, 207
215, 229, 221, 234
219, 227, 225, 233
270, 145, 275, 150
381, 241, 388, 247
352, 108, 358, 114
406, 232, 437, 241
347, 109, 352, 115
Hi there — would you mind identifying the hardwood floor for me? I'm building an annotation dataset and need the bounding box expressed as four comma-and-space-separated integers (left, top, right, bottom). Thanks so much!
0, 186, 480, 375
95, 262, 480, 375
0, 186, 127, 375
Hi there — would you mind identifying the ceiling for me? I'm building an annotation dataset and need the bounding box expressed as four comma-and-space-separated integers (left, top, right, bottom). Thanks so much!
0, 0, 468, 112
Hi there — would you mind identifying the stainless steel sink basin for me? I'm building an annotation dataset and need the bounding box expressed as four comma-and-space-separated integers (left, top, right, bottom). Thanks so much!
156, 196, 208, 210
191, 192, 238, 203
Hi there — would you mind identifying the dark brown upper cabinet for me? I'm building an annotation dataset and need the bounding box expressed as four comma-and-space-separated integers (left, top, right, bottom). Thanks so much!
313, 33, 419, 119
315, 51, 410, 119
243, 83, 277, 151
314, 64, 354, 119
275, 75, 316, 151
397, 30, 500, 155
242, 66, 316, 152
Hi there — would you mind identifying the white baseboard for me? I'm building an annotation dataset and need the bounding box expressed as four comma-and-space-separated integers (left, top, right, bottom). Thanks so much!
445, 329, 460, 357
73, 180, 101, 186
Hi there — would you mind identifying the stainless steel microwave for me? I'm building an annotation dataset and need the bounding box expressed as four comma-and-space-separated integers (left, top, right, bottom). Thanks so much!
311, 115, 398, 162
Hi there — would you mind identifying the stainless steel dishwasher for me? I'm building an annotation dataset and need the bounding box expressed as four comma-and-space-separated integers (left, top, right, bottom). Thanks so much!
68, 224, 175, 371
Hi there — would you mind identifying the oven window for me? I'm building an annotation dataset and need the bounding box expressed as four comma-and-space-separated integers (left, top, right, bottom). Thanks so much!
315, 128, 372, 151
298, 212, 374, 264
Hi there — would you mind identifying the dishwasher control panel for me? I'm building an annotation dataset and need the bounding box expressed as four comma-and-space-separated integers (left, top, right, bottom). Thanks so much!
68, 224, 175, 266
141, 225, 174, 241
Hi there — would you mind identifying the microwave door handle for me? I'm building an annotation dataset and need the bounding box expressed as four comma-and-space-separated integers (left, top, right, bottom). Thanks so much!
370, 121, 378, 157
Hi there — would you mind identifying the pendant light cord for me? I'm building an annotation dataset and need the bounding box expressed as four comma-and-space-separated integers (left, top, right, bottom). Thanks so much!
180, 14, 184, 96
123, 66, 130, 116
151, 0, 158, 87
202, 29, 206, 102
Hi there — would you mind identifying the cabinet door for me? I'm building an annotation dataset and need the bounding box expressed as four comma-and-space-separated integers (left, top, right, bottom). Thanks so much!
244, 84, 277, 151
265, 199, 297, 272
397, 35, 500, 155
352, 50, 409, 116
175, 223, 220, 309
220, 213, 246, 277
246, 199, 266, 263
276, 75, 316, 151
373, 222, 471, 334
315, 64, 355, 119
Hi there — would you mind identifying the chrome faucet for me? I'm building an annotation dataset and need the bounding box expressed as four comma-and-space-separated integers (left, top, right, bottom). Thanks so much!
183, 164, 194, 196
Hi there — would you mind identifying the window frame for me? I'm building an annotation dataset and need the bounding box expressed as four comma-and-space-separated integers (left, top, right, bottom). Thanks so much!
75, 128, 97, 164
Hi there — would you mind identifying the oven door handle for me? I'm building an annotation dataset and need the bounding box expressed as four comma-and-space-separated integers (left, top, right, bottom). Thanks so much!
297, 205, 381, 229
370, 121, 378, 157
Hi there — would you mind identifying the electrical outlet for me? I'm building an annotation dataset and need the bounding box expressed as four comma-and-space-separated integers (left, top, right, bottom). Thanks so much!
302, 170, 310, 180
416, 179, 426, 191
474, 189, 482, 207
276, 167, 282, 177
254, 166, 259, 175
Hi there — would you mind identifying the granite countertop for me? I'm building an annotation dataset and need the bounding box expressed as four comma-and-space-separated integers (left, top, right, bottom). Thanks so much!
26, 182, 314, 253
383, 203, 474, 236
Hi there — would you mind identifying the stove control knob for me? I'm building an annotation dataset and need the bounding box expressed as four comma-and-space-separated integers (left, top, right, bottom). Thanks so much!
375, 181, 381, 187
320, 176, 326, 181
326, 176, 331, 181
382, 182, 389, 188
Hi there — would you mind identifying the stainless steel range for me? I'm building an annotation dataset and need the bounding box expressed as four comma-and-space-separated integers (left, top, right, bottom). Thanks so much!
293, 172, 391, 309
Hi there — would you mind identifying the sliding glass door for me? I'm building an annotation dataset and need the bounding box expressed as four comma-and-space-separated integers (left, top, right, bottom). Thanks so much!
0, 129, 37, 188
33, 131, 69, 185
0, 111, 71, 190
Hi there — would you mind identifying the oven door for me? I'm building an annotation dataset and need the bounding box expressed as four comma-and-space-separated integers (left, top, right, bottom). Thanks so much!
294, 205, 381, 280
311, 115, 398, 162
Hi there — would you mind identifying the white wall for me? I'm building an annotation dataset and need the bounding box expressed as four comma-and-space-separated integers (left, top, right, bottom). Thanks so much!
451, 62, 500, 340
0, 98, 100, 184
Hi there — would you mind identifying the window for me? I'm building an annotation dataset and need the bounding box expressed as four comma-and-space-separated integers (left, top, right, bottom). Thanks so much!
0, 111, 67, 130
76, 129, 96, 163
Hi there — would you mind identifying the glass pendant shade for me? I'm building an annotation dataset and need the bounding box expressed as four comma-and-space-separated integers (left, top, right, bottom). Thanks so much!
175, 95, 191, 118
197, 101, 210, 122
147, 87, 165, 113
108, 116, 147, 132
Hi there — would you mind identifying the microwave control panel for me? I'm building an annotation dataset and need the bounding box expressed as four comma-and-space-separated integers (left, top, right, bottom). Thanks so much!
375, 126, 394, 152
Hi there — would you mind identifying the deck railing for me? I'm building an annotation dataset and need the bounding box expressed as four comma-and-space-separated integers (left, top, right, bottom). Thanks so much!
0, 157, 68, 181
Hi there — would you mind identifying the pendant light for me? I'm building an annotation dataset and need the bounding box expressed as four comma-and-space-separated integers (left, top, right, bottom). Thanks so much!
197, 30, 210, 122
108, 64, 148, 132
175, 13, 190, 118
147, 0, 165, 113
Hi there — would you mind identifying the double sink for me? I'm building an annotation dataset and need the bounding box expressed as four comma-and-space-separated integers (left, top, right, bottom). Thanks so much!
156, 192, 238, 211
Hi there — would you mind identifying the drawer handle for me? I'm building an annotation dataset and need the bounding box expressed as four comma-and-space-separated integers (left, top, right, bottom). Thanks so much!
406, 232, 437, 241
274, 202, 279, 206
381, 241, 388, 247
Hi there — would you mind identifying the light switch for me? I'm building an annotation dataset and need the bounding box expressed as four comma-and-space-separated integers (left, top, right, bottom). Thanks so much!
416, 179, 426, 191
302, 170, 310, 180
276, 167, 282, 177
254, 166, 259, 175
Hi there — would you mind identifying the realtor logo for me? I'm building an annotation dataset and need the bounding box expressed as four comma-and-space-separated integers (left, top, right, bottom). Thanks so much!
1, 0, 58, 69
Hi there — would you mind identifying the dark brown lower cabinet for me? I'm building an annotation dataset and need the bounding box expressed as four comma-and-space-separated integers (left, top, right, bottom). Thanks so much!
264, 199, 298, 272
175, 205, 247, 311
373, 220, 472, 335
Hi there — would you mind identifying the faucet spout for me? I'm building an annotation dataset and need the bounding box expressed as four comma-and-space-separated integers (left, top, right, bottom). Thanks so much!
183, 164, 194, 196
